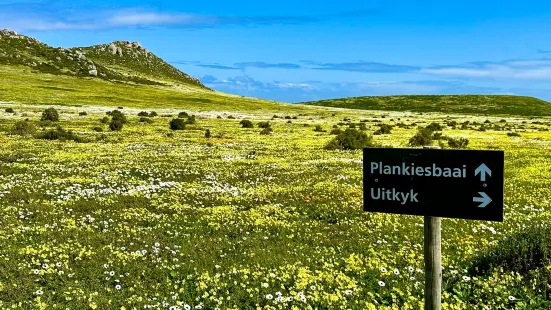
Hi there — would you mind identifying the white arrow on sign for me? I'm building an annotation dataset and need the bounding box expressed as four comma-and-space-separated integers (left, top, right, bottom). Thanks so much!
475, 163, 492, 182
473, 192, 492, 208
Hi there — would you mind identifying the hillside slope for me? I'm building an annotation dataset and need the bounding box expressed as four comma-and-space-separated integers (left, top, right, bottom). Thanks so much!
0, 29, 208, 89
299, 95, 551, 117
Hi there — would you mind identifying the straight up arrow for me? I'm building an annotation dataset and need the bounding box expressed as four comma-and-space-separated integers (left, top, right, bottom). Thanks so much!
473, 192, 492, 208
475, 163, 492, 182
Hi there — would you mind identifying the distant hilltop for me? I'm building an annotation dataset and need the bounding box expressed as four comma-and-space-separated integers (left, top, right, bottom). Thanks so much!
0, 28, 210, 89
299, 94, 551, 117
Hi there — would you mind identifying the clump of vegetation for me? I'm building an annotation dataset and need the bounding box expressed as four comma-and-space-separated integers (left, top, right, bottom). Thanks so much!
425, 122, 443, 131
240, 120, 254, 128
109, 110, 128, 124
178, 112, 189, 118
330, 128, 342, 135
101, 116, 110, 124
507, 132, 521, 137
227, 115, 236, 119
10, 120, 36, 136
41, 108, 59, 122
374, 124, 393, 135
258, 121, 271, 129
325, 128, 373, 150
358, 123, 367, 131
139, 117, 154, 124
170, 118, 186, 130
109, 119, 124, 131
205, 129, 211, 138
137, 111, 149, 117
185, 115, 197, 125
469, 225, 551, 298
314, 125, 326, 132
149, 111, 158, 117
409, 127, 435, 147
260, 127, 273, 135
38, 126, 87, 142
92, 126, 103, 132
5, 107, 15, 113
447, 137, 469, 149
79, 111, 87, 116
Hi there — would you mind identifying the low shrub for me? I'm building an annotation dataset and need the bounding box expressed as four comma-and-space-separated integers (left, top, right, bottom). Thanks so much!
260, 127, 273, 135
325, 128, 373, 150
409, 128, 434, 147
374, 124, 393, 135
5, 107, 14, 113
10, 121, 36, 136
170, 118, 186, 130
240, 120, 254, 128
79, 112, 87, 116
447, 137, 469, 149
258, 121, 271, 129
41, 108, 59, 122
109, 119, 124, 131
38, 126, 87, 142
507, 132, 521, 137
92, 126, 103, 132
178, 112, 189, 118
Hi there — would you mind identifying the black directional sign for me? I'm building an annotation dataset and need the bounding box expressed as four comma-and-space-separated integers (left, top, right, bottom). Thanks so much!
363, 148, 504, 221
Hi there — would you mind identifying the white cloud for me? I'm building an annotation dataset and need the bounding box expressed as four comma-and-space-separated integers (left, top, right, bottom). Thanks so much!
421, 59, 551, 80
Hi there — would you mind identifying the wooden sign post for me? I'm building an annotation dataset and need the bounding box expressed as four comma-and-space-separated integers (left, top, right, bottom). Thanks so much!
363, 146, 504, 309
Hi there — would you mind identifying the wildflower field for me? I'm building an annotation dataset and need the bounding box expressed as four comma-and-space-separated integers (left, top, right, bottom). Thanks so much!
0, 102, 550, 310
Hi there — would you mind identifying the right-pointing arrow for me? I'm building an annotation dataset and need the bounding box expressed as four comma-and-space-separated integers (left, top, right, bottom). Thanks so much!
473, 192, 492, 208
475, 163, 492, 182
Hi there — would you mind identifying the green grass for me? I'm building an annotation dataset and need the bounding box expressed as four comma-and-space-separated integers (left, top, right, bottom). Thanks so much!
300, 94, 551, 117
0, 102, 549, 309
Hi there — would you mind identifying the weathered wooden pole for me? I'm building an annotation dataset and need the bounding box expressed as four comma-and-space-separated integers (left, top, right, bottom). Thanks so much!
423, 145, 441, 310
424, 216, 441, 310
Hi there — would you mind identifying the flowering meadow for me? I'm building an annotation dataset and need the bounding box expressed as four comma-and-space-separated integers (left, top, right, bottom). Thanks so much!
0, 104, 550, 309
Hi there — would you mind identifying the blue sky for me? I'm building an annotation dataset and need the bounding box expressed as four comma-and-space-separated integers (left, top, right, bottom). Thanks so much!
2, 0, 551, 102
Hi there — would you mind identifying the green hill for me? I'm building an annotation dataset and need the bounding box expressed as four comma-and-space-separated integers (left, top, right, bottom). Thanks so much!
0, 29, 207, 88
0, 29, 309, 113
299, 95, 551, 117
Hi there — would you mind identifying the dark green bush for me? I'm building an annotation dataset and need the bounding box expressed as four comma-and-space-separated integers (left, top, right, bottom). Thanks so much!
10, 121, 36, 135
258, 121, 271, 129
79, 112, 87, 116
330, 128, 342, 135
109, 119, 124, 131
359, 123, 367, 131
205, 129, 211, 138
185, 115, 196, 125
41, 108, 59, 122
425, 122, 443, 131
101, 116, 110, 124
240, 120, 254, 128
110, 110, 127, 124
92, 126, 103, 132
137, 111, 149, 117
228, 115, 236, 119
260, 127, 273, 135
314, 125, 325, 132
507, 132, 521, 137
325, 128, 373, 150
5, 107, 15, 113
139, 117, 154, 124
170, 118, 186, 130
149, 111, 158, 117
409, 128, 434, 147
469, 225, 551, 277
178, 112, 189, 118
374, 124, 393, 135
447, 137, 469, 149
38, 126, 87, 142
